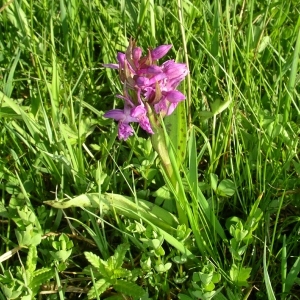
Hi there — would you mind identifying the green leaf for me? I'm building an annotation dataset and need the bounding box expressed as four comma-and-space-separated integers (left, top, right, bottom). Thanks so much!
30, 268, 54, 295
176, 224, 192, 241
203, 281, 215, 292
229, 264, 251, 287
87, 279, 110, 300
58, 233, 73, 250
15, 225, 42, 247
164, 101, 187, 167
199, 272, 214, 285
26, 245, 37, 275
44, 193, 179, 235
284, 256, 300, 295
212, 273, 221, 284
111, 268, 132, 279
258, 36, 270, 53
46, 192, 196, 259
191, 290, 205, 298
0, 285, 22, 300
172, 255, 187, 264
198, 111, 215, 119
17, 208, 36, 225
154, 262, 172, 273
84, 252, 102, 269
113, 279, 146, 298
113, 243, 130, 269
208, 290, 227, 300
263, 241, 276, 300
245, 194, 263, 233
0, 107, 21, 118
148, 238, 163, 250
230, 222, 249, 242
210, 173, 218, 191
154, 245, 165, 256
140, 256, 151, 271
178, 294, 194, 300
49, 249, 72, 262
217, 179, 235, 197
210, 99, 231, 115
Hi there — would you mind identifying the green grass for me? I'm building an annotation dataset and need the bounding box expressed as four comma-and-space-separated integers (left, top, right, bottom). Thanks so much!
1, 0, 300, 299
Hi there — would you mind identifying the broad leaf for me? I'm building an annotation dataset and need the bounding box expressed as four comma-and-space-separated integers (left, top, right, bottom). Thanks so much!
113, 243, 130, 269
84, 252, 102, 269
114, 279, 146, 298
229, 264, 251, 287
30, 268, 54, 295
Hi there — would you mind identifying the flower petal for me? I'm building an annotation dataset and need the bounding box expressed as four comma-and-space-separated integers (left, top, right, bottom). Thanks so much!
102, 63, 119, 69
154, 97, 168, 114
104, 109, 125, 121
131, 105, 147, 118
163, 60, 188, 80
117, 52, 126, 67
139, 115, 154, 134
148, 73, 167, 85
130, 105, 154, 134
136, 76, 150, 87
118, 122, 134, 140
146, 65, 163, 74
137, 65, 162, 76
165, 102, 178, 116
151, 45, 172, 60
164, 90, 185, 103
133, 47, 142, 63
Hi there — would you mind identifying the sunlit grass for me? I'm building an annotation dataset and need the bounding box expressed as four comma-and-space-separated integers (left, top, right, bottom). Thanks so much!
1, 0, 300, 299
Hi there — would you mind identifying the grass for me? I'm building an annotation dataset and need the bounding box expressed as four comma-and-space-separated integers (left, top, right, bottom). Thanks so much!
0, 0, 300, 299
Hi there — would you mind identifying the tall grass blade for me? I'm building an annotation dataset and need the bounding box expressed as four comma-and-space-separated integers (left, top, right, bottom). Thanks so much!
263, 239, 276, 300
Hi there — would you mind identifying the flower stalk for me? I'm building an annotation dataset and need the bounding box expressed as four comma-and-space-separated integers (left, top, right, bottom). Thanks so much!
147, 103, 189, 226
103, 39, 189, 224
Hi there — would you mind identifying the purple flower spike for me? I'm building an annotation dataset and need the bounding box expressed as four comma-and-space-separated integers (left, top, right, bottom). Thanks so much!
103, 39, 188, 140
151, 45, 172, 60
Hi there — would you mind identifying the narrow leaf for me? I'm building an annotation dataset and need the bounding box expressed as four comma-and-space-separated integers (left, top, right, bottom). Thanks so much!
263, 240, 276, 300
164, 101, 187, 167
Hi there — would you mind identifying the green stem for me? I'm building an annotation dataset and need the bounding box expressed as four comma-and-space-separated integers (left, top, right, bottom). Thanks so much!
147, 104, 188, 226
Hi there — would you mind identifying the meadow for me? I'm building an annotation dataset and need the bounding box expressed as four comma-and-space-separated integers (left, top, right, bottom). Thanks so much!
0, 0, 300, 299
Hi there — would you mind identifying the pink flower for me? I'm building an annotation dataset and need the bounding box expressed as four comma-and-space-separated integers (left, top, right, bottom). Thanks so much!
104, 104, 137, 140
154, 90, 186, 116
131, 105, 154, 134
151, 45, 172, 60
104, 94, 153, 140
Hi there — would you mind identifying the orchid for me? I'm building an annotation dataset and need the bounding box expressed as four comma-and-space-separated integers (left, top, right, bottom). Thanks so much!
103, 104, 136, 140
104, 93, 153, 140
103, 39, 188, 140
